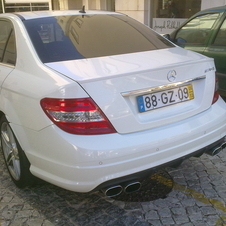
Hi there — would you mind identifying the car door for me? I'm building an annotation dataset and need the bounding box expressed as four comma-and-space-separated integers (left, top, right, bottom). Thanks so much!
203, 14, 226, 96
0, 19, 16, 87
172, 13, 220, 55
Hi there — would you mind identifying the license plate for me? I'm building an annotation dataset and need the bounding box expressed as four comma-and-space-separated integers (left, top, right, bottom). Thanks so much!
137, 84, 194, 113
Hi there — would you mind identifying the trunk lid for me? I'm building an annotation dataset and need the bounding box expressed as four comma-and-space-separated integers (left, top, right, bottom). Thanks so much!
45, 47, 216, 134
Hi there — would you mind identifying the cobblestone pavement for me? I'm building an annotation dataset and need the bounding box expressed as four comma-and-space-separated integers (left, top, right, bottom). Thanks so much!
1, 149, 226, 226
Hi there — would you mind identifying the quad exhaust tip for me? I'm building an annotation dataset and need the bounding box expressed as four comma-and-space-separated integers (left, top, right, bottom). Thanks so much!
206, 141, 226, 156
103, 140, 226, 197
124, 181, 141, 194
102, 181, 141, 197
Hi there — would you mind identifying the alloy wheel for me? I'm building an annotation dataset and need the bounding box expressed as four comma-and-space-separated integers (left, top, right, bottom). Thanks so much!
1, 122, 21, 181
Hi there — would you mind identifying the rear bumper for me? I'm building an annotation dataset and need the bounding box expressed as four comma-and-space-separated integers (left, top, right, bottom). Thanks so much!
95, 136, 226, 192
11, 98, 226, 193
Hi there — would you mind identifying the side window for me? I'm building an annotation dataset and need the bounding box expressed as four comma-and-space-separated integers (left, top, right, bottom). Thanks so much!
0, 20, 16, 65
175, 13, 219, 45
0, 21, 9, 61
213, 18, 226, 46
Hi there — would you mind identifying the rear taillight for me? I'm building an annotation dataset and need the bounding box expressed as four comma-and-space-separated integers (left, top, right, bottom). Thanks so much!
40, 98, 116, 135
212, 76, 219, 104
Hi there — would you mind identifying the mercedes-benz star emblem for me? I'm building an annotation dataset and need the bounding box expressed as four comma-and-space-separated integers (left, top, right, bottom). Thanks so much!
167, 70, 177, 82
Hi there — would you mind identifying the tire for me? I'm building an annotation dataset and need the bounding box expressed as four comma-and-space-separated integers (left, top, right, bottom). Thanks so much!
0, 115, 36, 188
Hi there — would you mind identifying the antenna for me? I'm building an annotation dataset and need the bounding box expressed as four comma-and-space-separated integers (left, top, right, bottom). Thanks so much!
79, 5, 86, 13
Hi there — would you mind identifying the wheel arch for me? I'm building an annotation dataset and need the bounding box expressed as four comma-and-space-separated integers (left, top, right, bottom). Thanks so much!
0, 111, 28, 158
0, 114, 36, 187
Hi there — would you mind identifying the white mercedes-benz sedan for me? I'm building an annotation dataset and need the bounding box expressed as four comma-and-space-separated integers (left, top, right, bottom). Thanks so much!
0, 9, 226, 197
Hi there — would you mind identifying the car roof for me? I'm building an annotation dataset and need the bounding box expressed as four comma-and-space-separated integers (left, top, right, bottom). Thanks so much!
196, 5, 226, 15
1, 10, 121, 20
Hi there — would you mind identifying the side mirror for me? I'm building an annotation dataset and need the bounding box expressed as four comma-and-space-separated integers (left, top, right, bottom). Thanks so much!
176, 37, 187, 43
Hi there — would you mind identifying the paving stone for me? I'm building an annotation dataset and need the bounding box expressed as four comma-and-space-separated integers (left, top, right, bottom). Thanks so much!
203, 215, 222, 226
27, 218, 46, 226
1, 151, 226, 225
42, 220, 58, 226
180, 223, 193, 226
188, 212, 203, 222
201, 206, 217, 215
145, 210, 159, 220
161, 217, 175, 225
1, 209, 15, 220
133, 221, 152, 226
171, 207, 187, 215
146, 219, 162, 226
181, 198, 196, 207
172, 214, 190, 224
157, 208, 171, 218
0, 221, 10, 226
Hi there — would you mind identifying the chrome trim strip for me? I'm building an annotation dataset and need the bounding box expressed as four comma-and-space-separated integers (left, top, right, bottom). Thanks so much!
0, 62, 15, 68
121, 75, 206, 97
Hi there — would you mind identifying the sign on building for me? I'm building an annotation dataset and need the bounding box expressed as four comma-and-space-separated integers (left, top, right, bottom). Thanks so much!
152, 18, 186, 34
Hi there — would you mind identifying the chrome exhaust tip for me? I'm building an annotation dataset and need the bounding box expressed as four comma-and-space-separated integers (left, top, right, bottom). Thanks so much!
212, 146, 222, 156
102, 185, 123, 197
206, 140, 226, 156
221, 141, 226, 150
206, 146, 222, 156
124, 181, 141, 194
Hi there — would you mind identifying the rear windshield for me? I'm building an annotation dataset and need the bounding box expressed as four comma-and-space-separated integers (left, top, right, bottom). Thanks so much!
23, 14, 174, 63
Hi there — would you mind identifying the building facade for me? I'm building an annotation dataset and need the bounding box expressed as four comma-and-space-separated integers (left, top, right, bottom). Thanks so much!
1, 0, 226, 32
1, 0, 51, 12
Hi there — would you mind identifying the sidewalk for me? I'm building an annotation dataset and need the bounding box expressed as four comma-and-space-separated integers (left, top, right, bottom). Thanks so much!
1, 150, 226, 226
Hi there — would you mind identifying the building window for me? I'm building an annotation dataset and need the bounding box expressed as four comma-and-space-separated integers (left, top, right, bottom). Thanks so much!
152, 0, 201, 34
31, 3, 49, 11
5, 2, 49, 12
154, 0, 201, 19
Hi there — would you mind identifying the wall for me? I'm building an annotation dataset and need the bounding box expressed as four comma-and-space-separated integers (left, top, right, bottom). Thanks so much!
68, 0, 82, 9
115, 0, 226, 25
115, 0, 145, 23
83, 0, 101, 10
58, 0, 113, 11
58, 0, 68, 10
56, 0, 226, 23
201, 0, 226, 10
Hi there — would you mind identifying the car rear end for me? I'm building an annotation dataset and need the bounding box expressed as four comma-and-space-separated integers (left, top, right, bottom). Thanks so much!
40, 47, 226, 193
5, 11, 226, 194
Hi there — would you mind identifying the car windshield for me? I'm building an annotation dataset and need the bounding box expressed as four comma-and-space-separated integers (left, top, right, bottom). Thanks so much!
23, 14, 174, 63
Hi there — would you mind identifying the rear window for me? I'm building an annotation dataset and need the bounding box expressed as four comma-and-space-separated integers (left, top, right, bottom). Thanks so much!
23, 14, 174, 63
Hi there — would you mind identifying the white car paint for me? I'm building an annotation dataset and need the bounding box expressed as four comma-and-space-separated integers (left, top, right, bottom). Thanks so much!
46, 48, 216, 134
0, 11, 226, 193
